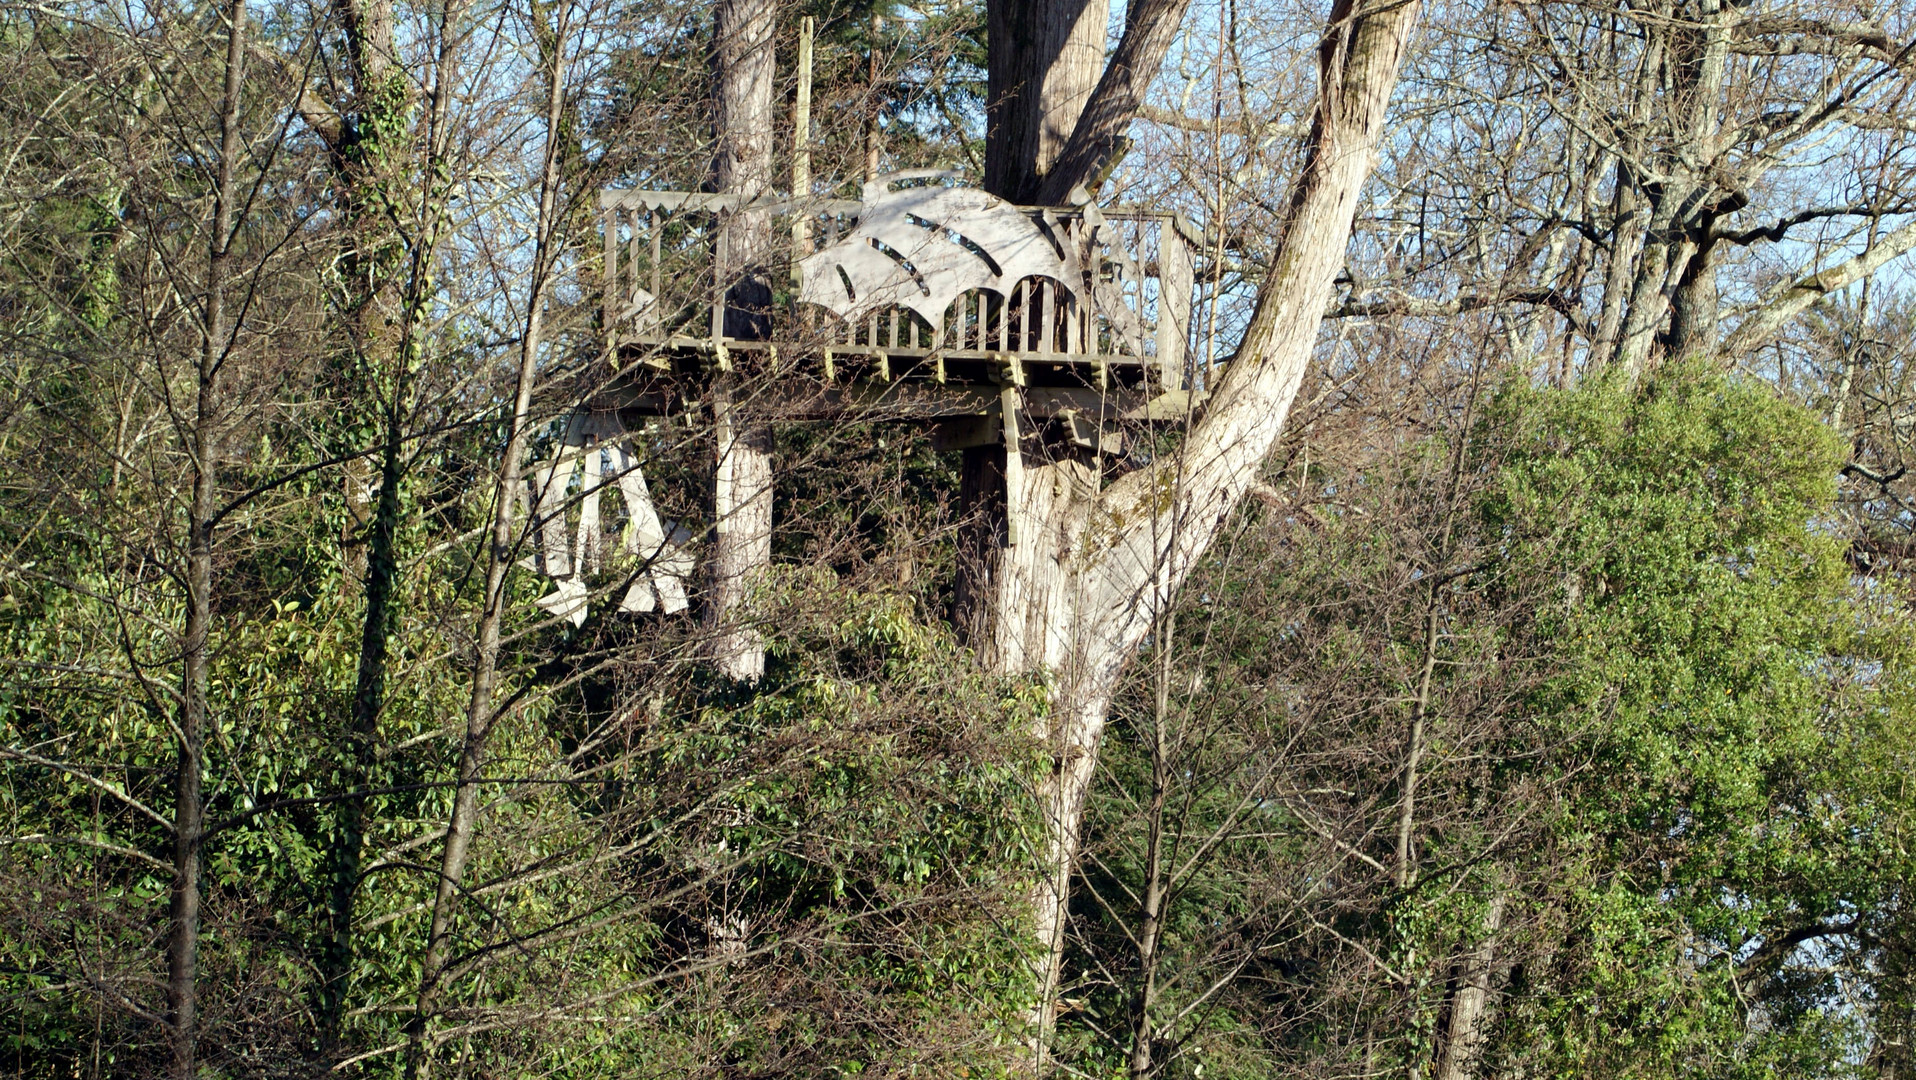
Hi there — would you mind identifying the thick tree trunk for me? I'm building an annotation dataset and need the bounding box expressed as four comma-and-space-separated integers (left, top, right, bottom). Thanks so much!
168, 5, 246, 1075
1609, 0, 1730, 379
1664, 238, 1719, 359
707, 0, 777, 682
1035, 0, 1194, 207
1432, 896, 1506, 1080
991, 0, 1422, 1047
965, 0, 1109, 670
984, 0, 1110, 204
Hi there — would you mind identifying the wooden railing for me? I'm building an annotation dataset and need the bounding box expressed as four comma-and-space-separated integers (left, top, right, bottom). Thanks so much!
598, 180, 1196, 391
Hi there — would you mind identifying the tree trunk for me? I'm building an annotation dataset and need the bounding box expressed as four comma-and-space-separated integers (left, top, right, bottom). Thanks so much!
963, 0, 1109, 670
311, 0, 407, 1059
168, 5, 246, 1076
1664, 236, 1718, 359
984, 0, 1110, 204
1432, 895, 1506, 1080
1126, 614, 1175, 1080
401, 2, 540, 1076
1035, 0, 1194, 207
706, 0, 777, 682
1608, 0, 1730, 379
985, 0, 1422, 1047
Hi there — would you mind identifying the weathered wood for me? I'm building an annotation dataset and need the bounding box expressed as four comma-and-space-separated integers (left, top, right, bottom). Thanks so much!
710, 378, 773, 678
931, 413, 1003, 451
1155, 220, 1191, 389
791, 16, 813, 265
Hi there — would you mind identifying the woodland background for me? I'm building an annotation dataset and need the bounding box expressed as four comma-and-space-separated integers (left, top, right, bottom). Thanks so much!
4, 0, 1916, 1078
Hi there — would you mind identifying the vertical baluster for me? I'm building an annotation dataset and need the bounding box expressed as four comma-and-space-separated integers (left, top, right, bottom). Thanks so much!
602, 204, 617, 332
1041, 281, 1055, 353
627, 209, 643, 323
890, 308, 899, 349
1017, 280, 1029, 351
648, 210, 662, 311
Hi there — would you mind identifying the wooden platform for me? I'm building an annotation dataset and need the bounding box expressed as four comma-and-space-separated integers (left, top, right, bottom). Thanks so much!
598, 171, 1200, 438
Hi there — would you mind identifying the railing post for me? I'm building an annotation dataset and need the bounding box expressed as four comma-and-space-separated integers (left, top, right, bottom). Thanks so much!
1156, 218, 1192, 390
602, 199, 617, 338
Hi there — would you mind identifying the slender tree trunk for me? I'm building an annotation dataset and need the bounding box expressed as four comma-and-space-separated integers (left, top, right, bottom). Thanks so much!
706, 0, 777, 682
1590, 177, 1643, 367
1127, 614, 1175, 1080
168, 6, 246, 1076
1395, 603, 1439, 890
404, 4, 554, 1075
311, 0, 407, 1058
317, 396, 402, 1062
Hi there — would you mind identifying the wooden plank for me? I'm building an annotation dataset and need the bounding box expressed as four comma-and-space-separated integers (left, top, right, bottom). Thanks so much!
1155, 220, 1192, 390
930, 413, 1002, 451
603, 207, 617, 333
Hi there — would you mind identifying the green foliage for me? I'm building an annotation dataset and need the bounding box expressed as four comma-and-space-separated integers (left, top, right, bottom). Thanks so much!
1067, 363, 1916, 1079
1481, 363, 1910, 1077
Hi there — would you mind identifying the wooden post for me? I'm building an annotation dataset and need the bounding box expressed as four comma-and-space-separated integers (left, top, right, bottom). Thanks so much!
865, 13, 883, 181
1000, 386, 1022, 546
1155, 218, 1192, 390
792, 16, 813, 268
603, 200, 617, 336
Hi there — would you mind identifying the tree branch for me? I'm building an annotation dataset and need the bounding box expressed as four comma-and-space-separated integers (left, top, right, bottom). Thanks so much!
1036, 0, 1195, 206
1721, 216, 1916, 356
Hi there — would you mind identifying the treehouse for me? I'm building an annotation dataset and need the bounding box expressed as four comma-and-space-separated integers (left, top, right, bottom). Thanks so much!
529, 169, 1203, 626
